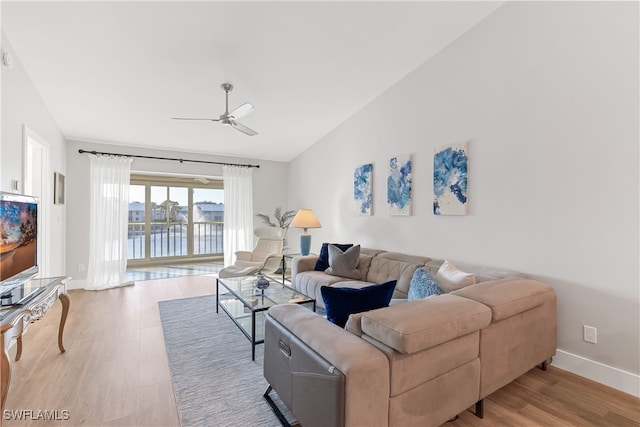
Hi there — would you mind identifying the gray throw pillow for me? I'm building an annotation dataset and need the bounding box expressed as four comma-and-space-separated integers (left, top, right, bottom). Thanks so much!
325, 244, 361, 280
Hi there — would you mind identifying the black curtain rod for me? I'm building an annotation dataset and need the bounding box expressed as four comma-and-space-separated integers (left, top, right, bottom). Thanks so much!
78, 149, 260, 168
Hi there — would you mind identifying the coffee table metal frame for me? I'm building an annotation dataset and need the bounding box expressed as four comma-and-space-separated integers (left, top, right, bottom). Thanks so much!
216, 275, 315, 360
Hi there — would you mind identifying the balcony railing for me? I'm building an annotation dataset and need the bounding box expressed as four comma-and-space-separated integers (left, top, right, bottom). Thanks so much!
128, 221, 224, 260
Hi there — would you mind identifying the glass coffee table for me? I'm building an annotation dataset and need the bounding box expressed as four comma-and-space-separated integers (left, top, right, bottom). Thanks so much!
216, 275, 315, 360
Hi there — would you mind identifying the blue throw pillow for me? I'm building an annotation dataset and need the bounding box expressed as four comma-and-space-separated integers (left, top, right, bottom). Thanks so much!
321, 280, 397, 328
314, 243, 354, 271
408, 267, 443, 301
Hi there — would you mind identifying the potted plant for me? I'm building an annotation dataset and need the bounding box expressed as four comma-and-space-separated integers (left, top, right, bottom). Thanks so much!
256, 207, 296, 242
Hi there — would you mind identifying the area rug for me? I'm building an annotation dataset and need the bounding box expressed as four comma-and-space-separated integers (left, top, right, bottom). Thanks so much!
158, 295, 294, 427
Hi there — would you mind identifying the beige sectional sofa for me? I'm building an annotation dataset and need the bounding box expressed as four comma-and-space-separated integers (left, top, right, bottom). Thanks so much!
292, 248, 527, 307
263, 249, 557, 427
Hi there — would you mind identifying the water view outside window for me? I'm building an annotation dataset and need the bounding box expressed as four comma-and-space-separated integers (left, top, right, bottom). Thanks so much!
128, 184, 146, 259
127, 182, 224, 261
150, 186, 188, 258
193, 188, 224, 255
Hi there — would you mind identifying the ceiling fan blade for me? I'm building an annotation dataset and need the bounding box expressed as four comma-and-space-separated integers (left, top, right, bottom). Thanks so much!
171, 117, 219, 121
230, 120, 258, 136
229, 103, 254, 119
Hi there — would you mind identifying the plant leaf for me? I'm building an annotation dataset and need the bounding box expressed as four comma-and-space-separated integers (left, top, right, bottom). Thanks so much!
255, 213, 276, 227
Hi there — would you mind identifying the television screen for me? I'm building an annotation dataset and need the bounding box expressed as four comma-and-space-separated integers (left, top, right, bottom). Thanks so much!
0, 192, 38, 284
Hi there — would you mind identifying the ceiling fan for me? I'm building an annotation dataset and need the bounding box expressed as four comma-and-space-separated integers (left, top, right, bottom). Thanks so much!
172, 83, 258, 136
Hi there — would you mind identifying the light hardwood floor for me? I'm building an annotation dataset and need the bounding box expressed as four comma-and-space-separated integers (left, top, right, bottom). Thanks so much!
3, 275, 639, 427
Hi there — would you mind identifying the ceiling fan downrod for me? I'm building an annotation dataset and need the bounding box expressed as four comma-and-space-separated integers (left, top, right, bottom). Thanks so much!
220, 83, 233, 125
221, 83, 233, 115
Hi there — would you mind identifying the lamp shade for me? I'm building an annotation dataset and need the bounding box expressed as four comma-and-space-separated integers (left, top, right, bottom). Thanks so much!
290, 209, 321, 256
290, 209, 321, 230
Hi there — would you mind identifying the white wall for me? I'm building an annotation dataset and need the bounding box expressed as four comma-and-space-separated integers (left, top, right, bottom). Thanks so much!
1, 33, 67, 277
65, 139, 289, 288
288, 2, 639, 393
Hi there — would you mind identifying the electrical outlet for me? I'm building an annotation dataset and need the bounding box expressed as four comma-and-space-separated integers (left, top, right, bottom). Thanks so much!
78, 264, 85, 272
583, 325, 597, 344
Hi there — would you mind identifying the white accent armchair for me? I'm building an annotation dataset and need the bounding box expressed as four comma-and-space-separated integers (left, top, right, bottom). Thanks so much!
218, 227, 285, 278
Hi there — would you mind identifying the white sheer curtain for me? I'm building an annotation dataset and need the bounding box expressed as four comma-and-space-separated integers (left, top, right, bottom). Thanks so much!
85, 155, 133, 290
222, 165, 254, 266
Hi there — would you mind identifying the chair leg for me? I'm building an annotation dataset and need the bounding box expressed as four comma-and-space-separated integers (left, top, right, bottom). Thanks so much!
474, 400, 484, 419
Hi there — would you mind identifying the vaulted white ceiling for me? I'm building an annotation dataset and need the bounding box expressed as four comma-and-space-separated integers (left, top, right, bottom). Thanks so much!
2, 1, 504, 162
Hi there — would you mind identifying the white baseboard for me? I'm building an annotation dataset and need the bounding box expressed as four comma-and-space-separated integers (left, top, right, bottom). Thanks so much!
65, 279, 134, 290
65, 279, 85, 290
553, 349, 640, 397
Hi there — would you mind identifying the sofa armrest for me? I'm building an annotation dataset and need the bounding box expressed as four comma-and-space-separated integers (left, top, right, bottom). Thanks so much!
361, 294, 491, 354
267, 304, 389, 427
291, 255, 319, 283
345, 312, 365, 337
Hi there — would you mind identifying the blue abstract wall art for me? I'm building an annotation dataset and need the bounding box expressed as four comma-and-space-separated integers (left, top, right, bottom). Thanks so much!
354, 163, 373, 216
433, 142, 468, 215
387, 155, 412, 216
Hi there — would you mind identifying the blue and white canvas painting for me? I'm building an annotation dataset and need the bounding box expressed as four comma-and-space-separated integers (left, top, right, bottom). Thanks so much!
387, 155, 412, 216
354, 163, 373, 216
433, 142, 468, 215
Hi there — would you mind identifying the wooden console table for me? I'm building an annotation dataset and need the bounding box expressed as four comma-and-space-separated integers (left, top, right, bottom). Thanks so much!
0, 276, 70, 413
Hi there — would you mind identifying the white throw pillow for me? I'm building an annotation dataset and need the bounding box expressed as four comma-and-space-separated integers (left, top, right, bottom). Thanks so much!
435, 260, 476, 292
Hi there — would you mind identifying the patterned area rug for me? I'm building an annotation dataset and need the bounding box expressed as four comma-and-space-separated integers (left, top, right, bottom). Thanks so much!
158, 295, 294, 427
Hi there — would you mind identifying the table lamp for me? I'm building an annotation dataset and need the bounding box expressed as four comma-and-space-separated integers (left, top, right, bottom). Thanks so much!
290, 209, 321, 256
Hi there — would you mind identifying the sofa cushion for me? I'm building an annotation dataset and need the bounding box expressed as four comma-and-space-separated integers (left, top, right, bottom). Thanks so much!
435, 260, 476, 292
326, 244, 361, 280
321, 280, 397, 328
296, 271, 348, 302
360, 247, 386, 258
452, 278, 555, 322
408, 268, 443, 301
376, 252, 431, 266
425, 259, 526, 283
360, 294, 491, 354
315, 243, 354, 271
366, 257, 422, 299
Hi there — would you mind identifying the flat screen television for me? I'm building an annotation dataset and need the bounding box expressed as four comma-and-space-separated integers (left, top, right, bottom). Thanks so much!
1, 192, 39, 290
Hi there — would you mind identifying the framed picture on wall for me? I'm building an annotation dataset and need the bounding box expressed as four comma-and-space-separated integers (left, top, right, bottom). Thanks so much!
433, 142, 468, 215
387, 155, 412, 216
54, 172, 65, 205
354, 163, 373, 216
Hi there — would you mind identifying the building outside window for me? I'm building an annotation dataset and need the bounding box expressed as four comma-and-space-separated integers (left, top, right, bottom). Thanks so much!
127, 174, 224, 264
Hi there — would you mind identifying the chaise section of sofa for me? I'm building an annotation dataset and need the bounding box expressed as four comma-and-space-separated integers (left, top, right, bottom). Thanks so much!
452, 278, 557, 399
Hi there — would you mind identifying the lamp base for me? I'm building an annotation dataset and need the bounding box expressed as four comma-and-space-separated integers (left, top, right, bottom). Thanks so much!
300, 234, 311, 256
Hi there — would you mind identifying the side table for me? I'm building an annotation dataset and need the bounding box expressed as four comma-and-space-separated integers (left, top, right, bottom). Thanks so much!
279, 253, 316, 284
1, 276, 70, 413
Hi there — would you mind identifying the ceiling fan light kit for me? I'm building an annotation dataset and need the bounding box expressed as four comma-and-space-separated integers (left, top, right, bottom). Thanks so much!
172, 82, 258, 136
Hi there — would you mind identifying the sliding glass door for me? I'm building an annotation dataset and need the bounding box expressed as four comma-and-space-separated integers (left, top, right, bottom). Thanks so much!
127, 175, 224, 265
